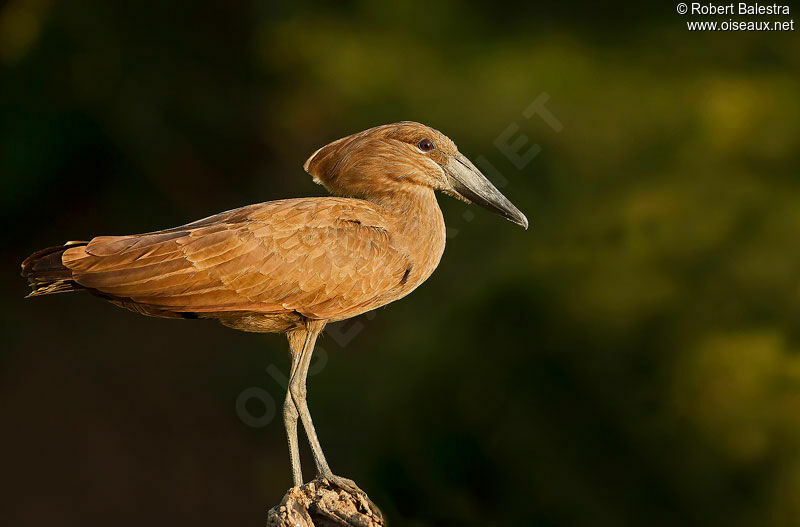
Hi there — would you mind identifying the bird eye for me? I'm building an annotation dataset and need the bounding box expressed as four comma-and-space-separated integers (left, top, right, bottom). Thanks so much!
418, 139, 434, 152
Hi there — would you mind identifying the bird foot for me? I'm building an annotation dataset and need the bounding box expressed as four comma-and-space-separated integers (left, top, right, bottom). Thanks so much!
320, 473, 384, 521
267, 475, 384, 527
320, 473, 364, 496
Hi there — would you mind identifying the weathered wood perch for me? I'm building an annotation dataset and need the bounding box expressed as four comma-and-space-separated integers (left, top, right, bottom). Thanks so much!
266, 477, 385, 527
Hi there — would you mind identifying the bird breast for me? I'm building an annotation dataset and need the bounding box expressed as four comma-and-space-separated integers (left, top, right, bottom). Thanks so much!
328, 187, 447, 322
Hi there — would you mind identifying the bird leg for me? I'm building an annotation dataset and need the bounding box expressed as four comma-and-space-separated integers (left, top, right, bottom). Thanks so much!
285, 319, 371, 498
282, 336, 303, 487
287, 320, 333, 477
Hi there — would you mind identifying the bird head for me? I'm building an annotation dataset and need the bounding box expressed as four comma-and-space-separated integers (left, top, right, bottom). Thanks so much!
304, 122, 528, 229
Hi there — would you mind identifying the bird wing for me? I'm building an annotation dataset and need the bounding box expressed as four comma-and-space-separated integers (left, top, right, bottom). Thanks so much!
61, 198, 410, 320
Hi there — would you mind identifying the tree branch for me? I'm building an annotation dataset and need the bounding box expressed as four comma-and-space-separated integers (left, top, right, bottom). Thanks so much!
266, 478, 385, 527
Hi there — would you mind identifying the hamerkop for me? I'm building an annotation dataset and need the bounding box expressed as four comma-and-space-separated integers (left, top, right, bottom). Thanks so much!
22, 121, 527, 494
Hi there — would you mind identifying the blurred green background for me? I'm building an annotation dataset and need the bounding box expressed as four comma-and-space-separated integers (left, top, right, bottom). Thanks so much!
2, 1, 799, 525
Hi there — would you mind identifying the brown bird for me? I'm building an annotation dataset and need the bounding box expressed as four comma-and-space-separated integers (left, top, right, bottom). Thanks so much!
21, 121, 527, 495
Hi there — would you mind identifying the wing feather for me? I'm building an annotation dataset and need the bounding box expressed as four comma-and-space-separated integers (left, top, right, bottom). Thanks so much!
62, 198, 409, 320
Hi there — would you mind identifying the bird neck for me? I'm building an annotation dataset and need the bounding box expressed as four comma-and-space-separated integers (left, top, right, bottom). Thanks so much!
368, 186, 446, 261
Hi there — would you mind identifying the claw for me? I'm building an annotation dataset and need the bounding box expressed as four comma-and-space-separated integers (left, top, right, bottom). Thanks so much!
318, 474, 383, 520
325, 474, 363, 494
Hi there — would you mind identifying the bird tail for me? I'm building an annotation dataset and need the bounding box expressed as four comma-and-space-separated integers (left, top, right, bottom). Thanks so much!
21, 241, 88, 297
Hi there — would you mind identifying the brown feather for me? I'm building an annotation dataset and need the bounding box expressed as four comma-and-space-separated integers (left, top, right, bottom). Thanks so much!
40, 195, 443, 331
20, 122, 481, 332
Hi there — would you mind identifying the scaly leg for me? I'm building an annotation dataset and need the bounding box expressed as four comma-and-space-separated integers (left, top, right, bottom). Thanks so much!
285, 318, 381, 520
283, 331, 304, 486
287, 319, 333, 477
287, 319, 371, 496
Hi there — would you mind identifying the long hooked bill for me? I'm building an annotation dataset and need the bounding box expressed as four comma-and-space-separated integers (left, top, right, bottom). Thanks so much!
444, 153, 529, 229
